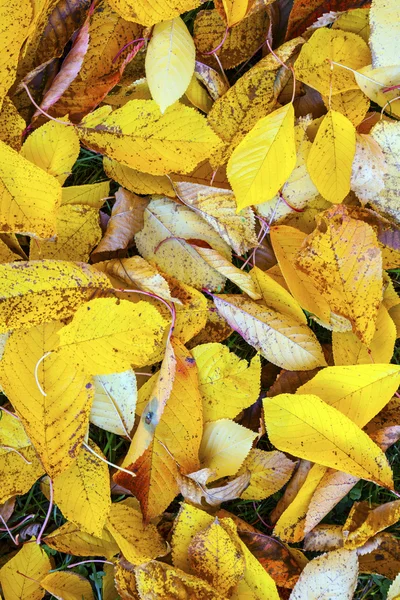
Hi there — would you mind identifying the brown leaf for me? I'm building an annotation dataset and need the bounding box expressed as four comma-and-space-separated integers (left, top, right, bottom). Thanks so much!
270, 460, 313, 525
285, 0, 370, 39
358, 533, 400, 579
177, 468, 251, 508
267, 369, 320, 397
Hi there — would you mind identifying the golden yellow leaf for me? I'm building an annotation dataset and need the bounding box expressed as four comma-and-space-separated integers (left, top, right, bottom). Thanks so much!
106, 502, 168, 563
270, 225, 331, 324
322, 89, 370, 126
40, 571, 95, 600
289, 549, 358, 600
299, 363, 400, 430
388, 573, 400, 600
108, 0, 202, 25
78, 100, 221, 176
343, 500, 400, 550
21, 121, 80, 184
307, 110, 356, 204
0, 260, 111, 334
390, 304, 400, 338
294, 27, 371, 96
90, 370, 137, 437
61, 181, 110, 209
44, 521, 119, 560
296, 205, 383, 345
188, 519, 246, 595
135, 197, 231, 291
350, 133, 386, 205
370, 0, 400, 68
212, 294, 326, 370
370, 119, 400, 224
192, 343, 261, 422
0, 322, 94, 477
103, 564, 118, 600
0, 238, 21, 263
185, 74, 213, 114
193, 246, 262, 299
30, 204, 102, 262
0, 139, 61, 237
355, 65, 400, 118
172, 502, 214, 572
173, 181, 257, 255
114, 561, 140, 599
332, 8, 370, 42
0, 97, 25, 151
146, 17, 195, 113
56, 298, 167, 375
219, 0, 249, 26
0, 542, 51, 600
199, 418, 257, 480
104, 157, 175, 197
263, 394, 394, 488
53, 440, 111, 537
0, 0, 32, 109
236, 448, 296, 501
332, 305, 396, 365
188, 297, 232, 347
227, 104, 296, 211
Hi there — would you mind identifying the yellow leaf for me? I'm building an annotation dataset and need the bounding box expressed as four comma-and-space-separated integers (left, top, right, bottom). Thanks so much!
296, 205, 383, 345
307, 110, 356, 204
303, 524, 344, 552
185, 74, 213, 113
369, 0, 400, 68
104, 157, 176, 197
117, 340, 202, 520
263, 394, 394, 488
0, 140, 61, 237
237, 448, 296, 501
21, 121, 80, 184
332, 8, 370, 42
56, 298, 167, 375
332, 305, 396, 365
297, 364, 400, 428
61, 181, 110, 209
44, 521, 119, 560
199, 419, 257, 480
355, 65, 400, 118
212, 294, 326, 370
289, 548, 358, 600
30, 204, 102, 262
108, 0, 203, 26
193, 246, 262, 299
90, 370, 137, 437
227, 104, 296, 211
294, 27, 370, 96
135, 197, 231, 291
0, 97, 25, 151
274, 464, 327, 543
172, 502, 214, 572
173, 181, 257, 255
343, 499, 400, 550
250, 266, 307, 325
0, 322, 94, 477
114, 561, 140, 599
146, 17, 195, 113
0, 260, 111, 334
322, 89, 370, 127
134, 561, 225, 599
53, 440, 111, 537
388, 573, 400, 600
79, 100, 221, 176
270, 226, 331, 324
0, 542, 51, 600
220, 0, 249, 26
188, 297, 232, 347
103, 564, 118, 600
370, 119, 400, 224
192, 343, 261, 422
106, 502, 167, 563
350, 133, 386, 205
188, 519, 246, 595
0, 0, 32, 109
390, 304, 400, 338
40, 571, 95, 600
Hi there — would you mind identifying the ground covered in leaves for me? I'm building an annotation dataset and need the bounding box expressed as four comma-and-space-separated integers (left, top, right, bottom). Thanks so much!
1, 0, 400, 598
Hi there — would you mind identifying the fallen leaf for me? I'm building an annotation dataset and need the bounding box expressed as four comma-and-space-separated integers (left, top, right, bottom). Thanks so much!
370, 119, 400, 224
90, 370, 137, 437
104, 157, 175, 197
236, 448, 296, 500
350, 133, 386, 204
0, 542, 52, 600
0, 97, 25, 150
44, 521, 119, 560
303, 524, 344, 552
177, 469, 251, 508
369, 0, 400, 68
40, 571, 95, 600
285, 0, 370, 39
358, 533, 400, 579
343, 500, 400, 550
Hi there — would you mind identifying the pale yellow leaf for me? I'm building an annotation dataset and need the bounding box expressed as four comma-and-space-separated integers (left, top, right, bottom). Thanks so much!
53, 440, 111, 537
177, 469, 250, 510
79, 100, 221, 176
332, 8, 370, 42
90, 370, 137, 436
355, 65, 400, 118
237, 448, 296, 501
199, 419, 257, 480
289, 549, 358, 600
146, 17, 195, 113
40, 571, 95, 600
106, 502, 167, 564
370, 0, 400, 68
307, 110, 356, 204
0, 543, 51, 600
135, 197, 231, 291
350, 133, 386, 204
61, 181, 110, 209
263, 394, 394, 488
388, 573, 400, 600
227, 104, 296, 211
0, 260, 111, 334
212, 294, 326, 370
250, 266, 307, 324
370, 119, 400, 224
104, 157, 175, 197
44, 521, 119, 560
21, 120, 80, 184
56, 298, 167, 375
0, 322, 94, 477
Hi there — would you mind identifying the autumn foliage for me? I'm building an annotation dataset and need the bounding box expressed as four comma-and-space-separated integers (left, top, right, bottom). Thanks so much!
0, 0, 400, 598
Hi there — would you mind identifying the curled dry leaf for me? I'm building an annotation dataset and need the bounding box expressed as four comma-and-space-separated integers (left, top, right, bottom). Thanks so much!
177, 468, 251, 508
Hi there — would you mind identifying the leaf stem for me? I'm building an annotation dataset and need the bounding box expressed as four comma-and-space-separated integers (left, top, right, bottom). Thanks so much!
36, 476, 53, 545
34, 351, 52, 397
0, 514, 18, 545
22, 83, 73, 126
82, 441, 136, 478
67, 558, 114, 568
0, 446, 32, 464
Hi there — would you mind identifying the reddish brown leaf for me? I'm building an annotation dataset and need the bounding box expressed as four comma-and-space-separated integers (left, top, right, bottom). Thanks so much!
286, 1, 370, 40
